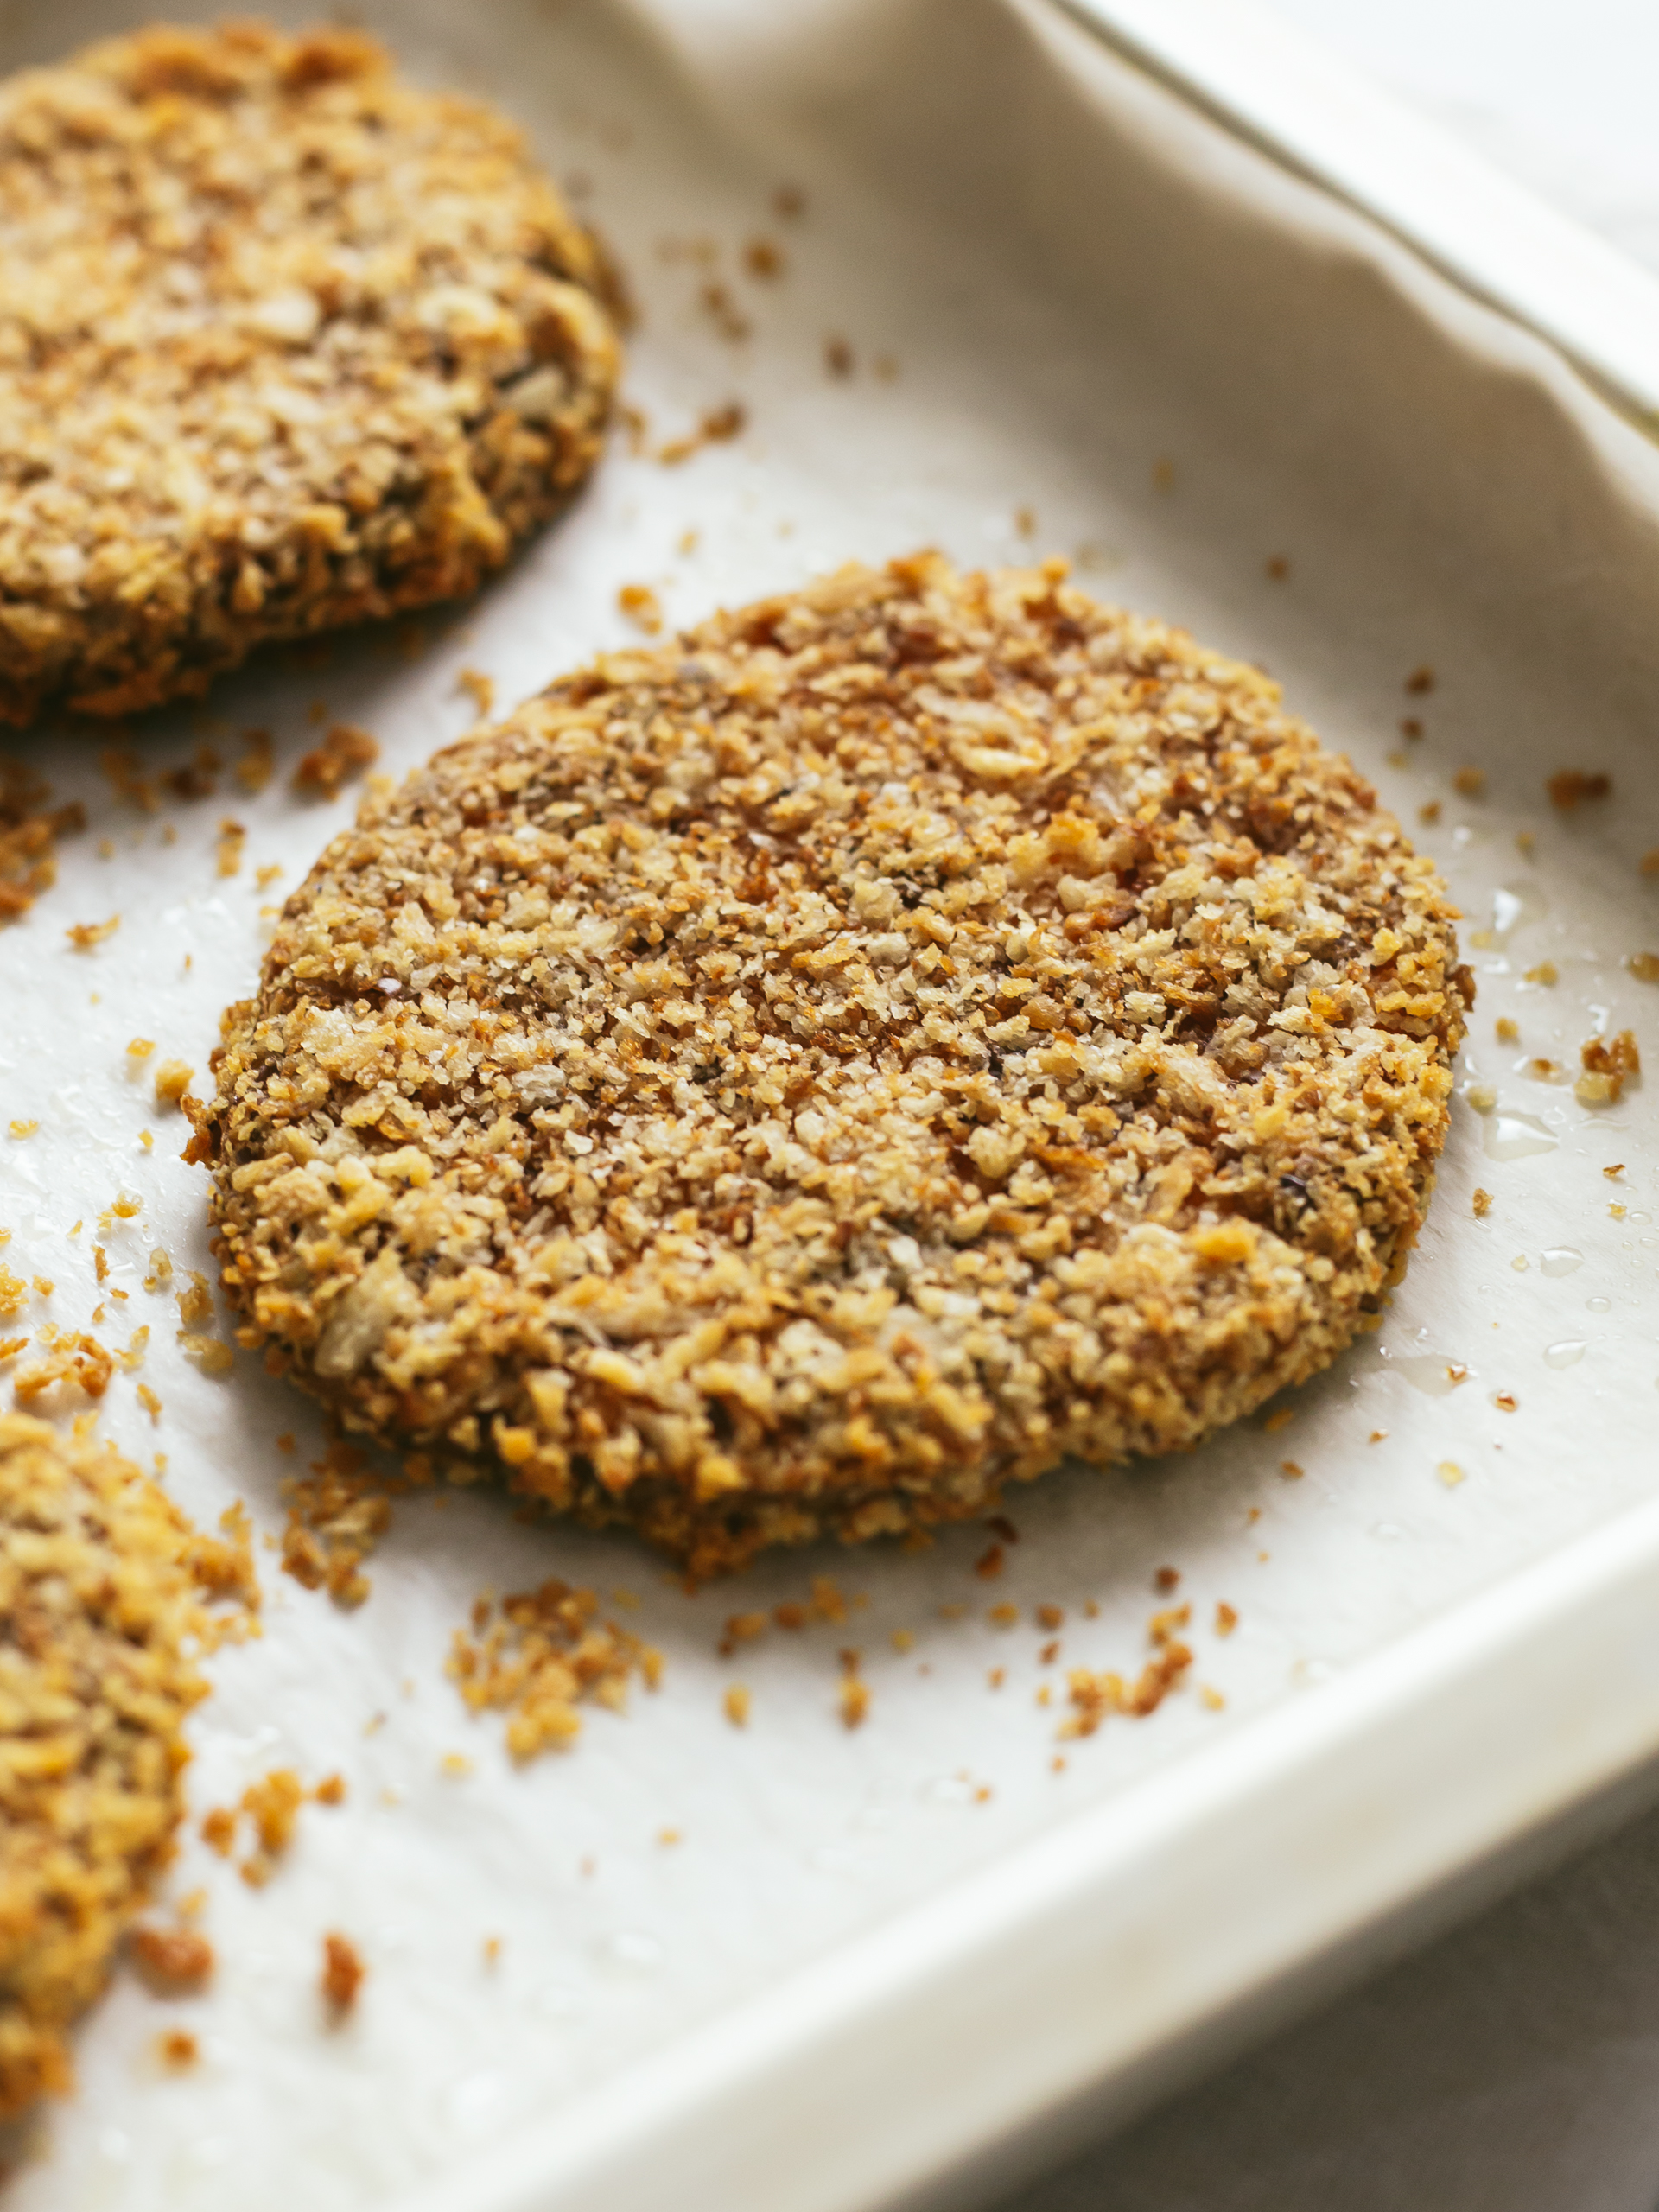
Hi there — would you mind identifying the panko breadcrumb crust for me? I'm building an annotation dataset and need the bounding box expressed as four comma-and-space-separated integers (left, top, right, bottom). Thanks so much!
200, 556, 1470, 1575
0, 21, 620, 726
0, 1415, 204, 2117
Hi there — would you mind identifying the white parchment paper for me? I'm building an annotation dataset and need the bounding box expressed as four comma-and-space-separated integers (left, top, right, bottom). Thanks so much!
4, 1, 1659, 2205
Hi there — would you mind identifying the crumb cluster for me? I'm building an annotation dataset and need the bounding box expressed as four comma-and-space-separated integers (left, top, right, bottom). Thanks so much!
0, 1414, 205, 2116
448, 1580, 662, 1758
201, 554, 1468, 1574
0, 22, 620, 725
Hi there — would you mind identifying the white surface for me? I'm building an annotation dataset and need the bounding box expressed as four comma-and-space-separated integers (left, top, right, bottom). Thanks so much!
1, 3, 1658, 2209
1001, 6, 1659, 2211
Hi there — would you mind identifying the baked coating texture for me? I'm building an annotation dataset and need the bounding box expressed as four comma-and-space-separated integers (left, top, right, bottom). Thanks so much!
0, 1415, 204, 2117
200, 556, 1469, 1574
0, 21, 620, 726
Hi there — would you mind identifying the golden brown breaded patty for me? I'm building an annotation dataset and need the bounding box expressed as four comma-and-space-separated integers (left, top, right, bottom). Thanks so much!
0, 21, 620, 726
0, 1415, 204, 2116
199, 555, 1469, 1575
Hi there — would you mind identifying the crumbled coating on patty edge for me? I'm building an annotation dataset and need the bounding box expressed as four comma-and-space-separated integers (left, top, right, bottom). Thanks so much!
200, 553, 1469, 1575
0, 1414, 205, 2117
0, 19, 620, 726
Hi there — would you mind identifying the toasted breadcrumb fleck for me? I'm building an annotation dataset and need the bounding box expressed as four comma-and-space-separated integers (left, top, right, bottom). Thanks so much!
279, 1447, 393, 1607
215, 821, 245, 877
618, 583, 664, 636
1404, 666, 1435, 696
1452, 767, 1484, 798
837, 1670, 870, 1729
321, 1932, 365, 2018
1262, 1408, 1295, 1435
0, 764, 85, 921
457, 669, 496, 719
200, 555, 1466, 1575
7, 1122, 36, 1140
1495, 1017, 1519, 1041
292, 724, 379, 801
722, 1683, 751, 1726
1548, 770, 1610, 810
154, 1059, 194, 1109
0, 1416, 207, 2116
129, 1925, 213, 1994
66, 916, 118, 950
1494, 1390, 1517, 1412
1471, 1188, 1493, 1217
657, 401, 746, 467
1153, 1565, 1180, 1592
447, 1580, 661, 1758
155, 2027, 199, 2071
1605, 1163, 1626, 1180
1438, 1460, 1465, 1487
1523, 962, 1558, 986
1215, 1601, 1238, 1636
1578, 1029, 1639, 1105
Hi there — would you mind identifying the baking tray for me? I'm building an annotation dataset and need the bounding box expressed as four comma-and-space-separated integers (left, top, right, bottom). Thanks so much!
5, 2, 1659, 2208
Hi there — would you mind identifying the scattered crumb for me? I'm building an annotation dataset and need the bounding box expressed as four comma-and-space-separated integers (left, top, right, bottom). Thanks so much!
1578, 1028, 1640, 1105
743, 238, 784, 279
837, 1669, 870, 1730
66, 916, 119, 950
1512, 1254, 1529, 1271
255, 863, 283, 890
1611, 1201, 1628, 1219
1494, 1391, 1517, 1412
1472, 1187, 1493, 1217
280, 1446, 393, 1607
1438, 1461, 1465, 1488
1262, 1406, 1294, 1433
314, 1773, 346, 1807
1523, 961, 1558, 986
1452, 767, 1485, 798
448, 1580, 662, 1758
1605, 1163, 1626, 1179
236, 731, 275, 795
772, 184, 804, 219
987, 1667, 1006, 1689
1014, 505, 1036, 539
1404, 665, 1435, 695
618, 583, 664, 636
0, 761, 84, 922
824, 335, 854, 378
1547, 769, 1610, 810
988, 1603, 1019, 1628
321, 1933, 365, 2019
1280, 1459, 1305, 1481
440, 1751, 472, 1777
698, 281, 750, 341
1642, 849, 1659, 876
215, 819, 245, 876
126, 1038, 155, 1063
129, 1925, 214, 1994
154, 1059, 194, 1109
7, 1121, 36, 1140
677, 528, 699, 556
1419, 801, 1441, 824
1401, 717, 1423, 740
1629, 954, 1659, 984
237, 1769, 304, 1886
1264, 555, 1289, 581
1153, 1566, 1180, 1593
456, 668, 495, 718
722, 1684, 751, 1727
1199, 1686, 1226, 1712
482, 1936, 501, 1967
974, 1541, 1005, 1580
1495, 1017, 1519, 1041
291, 724, 378, 801
1035, 1604, 1065, 1630
657, 402, 746, 466
890, 1628, 914, 1654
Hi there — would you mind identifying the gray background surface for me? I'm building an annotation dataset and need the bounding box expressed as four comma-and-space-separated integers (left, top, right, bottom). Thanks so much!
1001, 6, 1659, 2209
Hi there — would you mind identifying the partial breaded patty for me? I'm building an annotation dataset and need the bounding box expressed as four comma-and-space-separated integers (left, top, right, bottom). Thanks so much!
0, 1415, 204, 2116
0, 21, 620, 725
199, 555, 1469, 1575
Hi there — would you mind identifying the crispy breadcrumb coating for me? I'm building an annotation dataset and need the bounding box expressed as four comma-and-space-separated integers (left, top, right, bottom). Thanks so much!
0, 21, 620, 725
200, 555, 1468, 1574
0, 1415, 204, 2115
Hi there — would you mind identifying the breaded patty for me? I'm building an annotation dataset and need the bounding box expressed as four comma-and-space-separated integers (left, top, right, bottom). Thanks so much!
0, 1415, 204, 2116
0, 21, 620, 726
199, 555, 1469, 1575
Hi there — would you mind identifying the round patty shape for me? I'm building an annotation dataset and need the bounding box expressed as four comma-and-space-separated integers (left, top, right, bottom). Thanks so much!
0, 22, 620, 726
201, 555, 1469, 1575
0, 1414, 204, 2117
